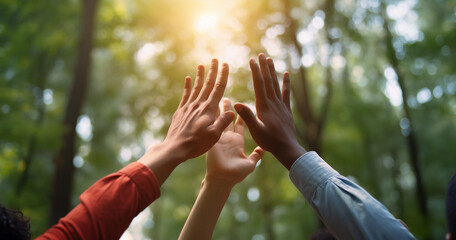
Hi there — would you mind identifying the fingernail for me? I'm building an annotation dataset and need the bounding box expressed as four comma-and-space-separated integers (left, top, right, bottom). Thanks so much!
212, 58, 218, 63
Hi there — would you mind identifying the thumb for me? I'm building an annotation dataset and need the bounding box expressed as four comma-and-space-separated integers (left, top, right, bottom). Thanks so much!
234, 103, 260, 132
248, 146, 265, 163
210, 110, 235, 136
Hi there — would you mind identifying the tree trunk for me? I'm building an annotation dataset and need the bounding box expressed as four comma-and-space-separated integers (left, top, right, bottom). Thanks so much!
381, 5, 428, 218
340, 61, 382, 199
283, 0, 334, 155
391, 148, 405, 219
49, 0, 98, 225
283, 0, 335, 230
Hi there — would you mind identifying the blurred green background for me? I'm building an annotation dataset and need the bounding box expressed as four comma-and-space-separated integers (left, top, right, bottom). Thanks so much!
1, 0, 455, 239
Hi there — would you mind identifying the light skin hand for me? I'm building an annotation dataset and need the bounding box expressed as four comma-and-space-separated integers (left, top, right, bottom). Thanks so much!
139, 59, 235, 185
234, 53, 306, 170
206, 98, 264, 186
179, 98, 264, 240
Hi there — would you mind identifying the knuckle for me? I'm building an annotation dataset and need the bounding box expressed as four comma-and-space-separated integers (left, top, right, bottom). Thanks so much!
192, 83, 202, 90
190, 101, 201, 110
214, 81, 224, 89
219, 114, 230, 124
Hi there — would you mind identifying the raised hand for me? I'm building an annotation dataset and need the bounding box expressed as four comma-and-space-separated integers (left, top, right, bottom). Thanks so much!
162, 59, 235, 160
234, 53, 306, 169
206, 98, 264, 186
179, 98, 263, 240
139, 59, 234, 184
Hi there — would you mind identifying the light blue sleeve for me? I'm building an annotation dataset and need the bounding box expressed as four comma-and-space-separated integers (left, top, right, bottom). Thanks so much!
289, 151, 415, 240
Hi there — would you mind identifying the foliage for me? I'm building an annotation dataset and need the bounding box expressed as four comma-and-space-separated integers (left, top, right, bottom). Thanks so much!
0, 0, 455, 238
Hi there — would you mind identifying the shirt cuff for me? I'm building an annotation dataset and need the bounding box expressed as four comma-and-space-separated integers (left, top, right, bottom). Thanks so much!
119, 162, 161, 201
289, 151, 339, 201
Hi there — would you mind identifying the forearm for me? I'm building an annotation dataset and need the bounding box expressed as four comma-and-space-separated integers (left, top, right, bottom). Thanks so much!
138, 143, 186, 185
290, 152, 415, 239
179, 179, 233, 240
311, 177, 414, 239
37, 162, 161, 239
272, 142, 306, 170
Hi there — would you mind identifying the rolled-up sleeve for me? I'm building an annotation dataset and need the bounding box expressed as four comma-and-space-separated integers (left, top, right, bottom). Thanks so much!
289, 151, 415, 240
37, 162, 161, 240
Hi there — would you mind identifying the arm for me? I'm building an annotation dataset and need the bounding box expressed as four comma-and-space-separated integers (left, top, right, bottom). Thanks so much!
234, 55, 305, 169
179, 99, 264, 240
38, 59, 234, 239
290, 151, 414, 239
37, 162, 160, 240
139, 59, 235, 184
235, 53, 415, 239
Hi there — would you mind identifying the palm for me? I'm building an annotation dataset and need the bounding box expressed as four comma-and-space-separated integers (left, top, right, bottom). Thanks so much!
206, 99, 264, 185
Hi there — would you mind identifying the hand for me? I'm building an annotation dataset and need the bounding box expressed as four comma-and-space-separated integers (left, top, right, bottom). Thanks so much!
206, 99, 264, 186
234, 53, 306, 169
179, 99, 263, 240
162, 59, 235, 161
139, 60, 234, 185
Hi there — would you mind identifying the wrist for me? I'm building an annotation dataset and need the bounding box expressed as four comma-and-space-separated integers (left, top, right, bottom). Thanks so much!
144, 142, 187, 164
272, 143, 306, 170
143, 143, 185, 165
202, 176, 236, 191
138, 142, 188, 185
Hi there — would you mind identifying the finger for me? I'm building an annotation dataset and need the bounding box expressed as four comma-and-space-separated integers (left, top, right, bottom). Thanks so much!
178, 76, 192, 107
234, 103, 261, 133
198, 59, 219, 101
248, 146, 265, 163
222, 98, 233, 112
267, 57, 281, 99
258, 53, 275, 99
215, 105, 221, 118
189, 65, 205, 101
208, 111, 235, 138
282, 72, 291, 110
222, 98, 233, 132
234, 114, 244, 135
207, 62, 229, 107
249, 58, 267, 106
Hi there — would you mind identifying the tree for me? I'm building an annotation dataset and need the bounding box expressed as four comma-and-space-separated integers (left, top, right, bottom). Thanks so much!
381, 2, 428, 219
50, 0, 99, 225
1, 0, 455, 238
281, 0, 335, 156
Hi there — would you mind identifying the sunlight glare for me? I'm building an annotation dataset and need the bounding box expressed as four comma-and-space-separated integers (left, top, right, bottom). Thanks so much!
76, 115, 93, 142
136, 42, 165, 64
301, 54, 315, 67
195, 13, 218, 32
384, 67, 403, 107
297, 29, 314, 45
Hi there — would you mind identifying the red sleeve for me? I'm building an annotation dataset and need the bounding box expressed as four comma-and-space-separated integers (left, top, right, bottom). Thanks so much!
36, 162, 161, 240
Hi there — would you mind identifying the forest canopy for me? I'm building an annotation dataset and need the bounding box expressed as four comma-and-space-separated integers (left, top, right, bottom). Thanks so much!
1, 0, 455, 239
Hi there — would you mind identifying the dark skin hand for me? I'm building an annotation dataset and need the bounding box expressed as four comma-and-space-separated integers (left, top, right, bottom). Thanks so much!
234, 53, 306, 170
